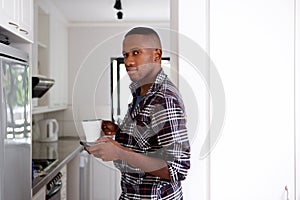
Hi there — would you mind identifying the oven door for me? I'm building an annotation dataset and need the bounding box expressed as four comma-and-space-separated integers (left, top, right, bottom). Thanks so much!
46, 172, 63, 200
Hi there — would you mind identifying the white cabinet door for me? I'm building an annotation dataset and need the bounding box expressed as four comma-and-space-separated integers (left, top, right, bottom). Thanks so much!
0, 0, 33, 42
19, 0, 33, 41
209, 0, 295, 199
90, 157, 121, 200
0, 0, 18, 23
48, 14, 68, 108
0, 0, 19, 32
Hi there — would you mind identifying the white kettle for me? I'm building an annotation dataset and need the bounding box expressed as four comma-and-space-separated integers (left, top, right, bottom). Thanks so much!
38, 119, 59, 142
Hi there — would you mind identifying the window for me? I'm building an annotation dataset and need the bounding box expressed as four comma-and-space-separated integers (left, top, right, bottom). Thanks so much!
110, 57, 170, 123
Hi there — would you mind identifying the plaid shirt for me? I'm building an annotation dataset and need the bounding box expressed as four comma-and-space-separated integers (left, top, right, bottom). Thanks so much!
114, 69, 190, 200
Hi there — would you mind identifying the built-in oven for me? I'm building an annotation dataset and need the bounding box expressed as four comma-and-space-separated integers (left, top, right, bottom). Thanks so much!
32, 159, 63, 200
46, 172, 63, 200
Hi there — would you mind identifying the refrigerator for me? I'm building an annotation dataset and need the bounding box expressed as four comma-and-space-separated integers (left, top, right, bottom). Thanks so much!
0, 43, 31, 200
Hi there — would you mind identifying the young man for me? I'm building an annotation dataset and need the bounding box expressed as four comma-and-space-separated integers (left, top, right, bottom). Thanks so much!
86, 27, 190, 199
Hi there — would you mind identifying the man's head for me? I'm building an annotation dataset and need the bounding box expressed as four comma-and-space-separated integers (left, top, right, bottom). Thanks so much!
124, 27, 162, 49
122, 27, 162, 84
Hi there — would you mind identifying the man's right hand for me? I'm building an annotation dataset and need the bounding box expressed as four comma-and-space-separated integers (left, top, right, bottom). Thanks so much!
101, 120, 119, 136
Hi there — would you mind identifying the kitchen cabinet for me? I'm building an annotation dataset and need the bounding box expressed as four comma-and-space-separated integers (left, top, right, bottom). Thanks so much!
89, 157, 121, 199
48, 11, 68, 110
175, 0, 297, 199
0, 0, 33, 42
32, 0, 68, 114
67, 153, 80, 200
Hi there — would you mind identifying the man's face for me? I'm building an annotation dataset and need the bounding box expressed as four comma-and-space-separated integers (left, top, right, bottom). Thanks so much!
122, 34, 160, 84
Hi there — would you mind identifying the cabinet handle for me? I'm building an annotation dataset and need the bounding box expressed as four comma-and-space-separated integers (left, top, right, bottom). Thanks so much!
19, 29, 29, 35
285, 186, 290, 200
8, 22, 19, 29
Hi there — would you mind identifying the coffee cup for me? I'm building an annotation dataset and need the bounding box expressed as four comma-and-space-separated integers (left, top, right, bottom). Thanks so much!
82, 119, 102, 142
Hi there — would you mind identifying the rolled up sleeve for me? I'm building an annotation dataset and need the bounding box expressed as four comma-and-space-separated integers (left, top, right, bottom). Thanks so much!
151, 97, 191, 182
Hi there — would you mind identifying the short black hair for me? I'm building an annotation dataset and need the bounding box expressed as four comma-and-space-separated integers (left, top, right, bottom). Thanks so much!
125, 27, 162, 48
125, 27, 160, 38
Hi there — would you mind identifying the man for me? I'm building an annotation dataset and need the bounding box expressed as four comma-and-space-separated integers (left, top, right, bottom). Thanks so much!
86, 27, 190, 199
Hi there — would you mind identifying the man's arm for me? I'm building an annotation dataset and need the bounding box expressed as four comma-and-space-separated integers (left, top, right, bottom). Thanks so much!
118, 144, 171, 179
86, 137, 171, 179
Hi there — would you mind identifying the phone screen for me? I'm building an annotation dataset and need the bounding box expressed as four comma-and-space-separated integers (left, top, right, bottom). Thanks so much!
80, 141, 104, 147
80, 141, 96, 147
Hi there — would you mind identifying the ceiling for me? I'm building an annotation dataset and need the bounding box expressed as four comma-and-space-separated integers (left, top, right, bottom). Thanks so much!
50, 0, 170, 23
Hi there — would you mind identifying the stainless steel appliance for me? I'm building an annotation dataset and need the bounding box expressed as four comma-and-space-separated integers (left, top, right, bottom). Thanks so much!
46, 172, 63, 200
32, 76, 54, 98
32, 159, 63, 200
0, 43, 31, 200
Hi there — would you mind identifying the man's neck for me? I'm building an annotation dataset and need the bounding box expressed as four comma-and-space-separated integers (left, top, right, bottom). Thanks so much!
139, 83, 152, 96
137, 66, 162, 96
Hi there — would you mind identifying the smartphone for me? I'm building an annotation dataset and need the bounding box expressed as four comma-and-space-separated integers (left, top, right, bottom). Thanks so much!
80, 141, 99, 147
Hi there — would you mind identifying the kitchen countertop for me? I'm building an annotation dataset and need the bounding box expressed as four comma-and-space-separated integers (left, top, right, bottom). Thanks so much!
32, 137, 83, 195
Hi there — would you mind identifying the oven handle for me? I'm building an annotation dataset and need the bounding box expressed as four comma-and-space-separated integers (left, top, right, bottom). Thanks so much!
46, 180, 62, 198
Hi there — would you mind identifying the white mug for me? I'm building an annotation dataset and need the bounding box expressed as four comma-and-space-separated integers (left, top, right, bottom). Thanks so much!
82, 119, 102, 142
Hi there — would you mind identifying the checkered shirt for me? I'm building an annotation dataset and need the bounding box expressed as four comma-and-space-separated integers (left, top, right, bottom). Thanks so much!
114, 69, 191, 200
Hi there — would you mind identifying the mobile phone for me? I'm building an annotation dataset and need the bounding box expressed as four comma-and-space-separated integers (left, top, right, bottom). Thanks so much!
80, 141, 98, 147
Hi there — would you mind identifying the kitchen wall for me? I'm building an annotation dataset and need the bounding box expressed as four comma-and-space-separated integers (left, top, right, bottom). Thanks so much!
62, 23, 170, 138
175, 0, 297, 199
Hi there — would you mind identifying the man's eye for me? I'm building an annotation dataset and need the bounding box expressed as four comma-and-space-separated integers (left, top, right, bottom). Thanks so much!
133, 50, 140, 55
123, 53, 128, 58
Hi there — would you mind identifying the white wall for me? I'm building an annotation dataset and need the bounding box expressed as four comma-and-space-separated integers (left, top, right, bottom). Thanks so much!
209, 0, 295, 199
174, 0, 211, 199
295, 1, 300, 199
175, 0, 297, 199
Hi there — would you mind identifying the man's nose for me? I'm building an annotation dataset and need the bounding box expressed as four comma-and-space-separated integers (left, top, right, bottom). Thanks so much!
124, 55, 135, 66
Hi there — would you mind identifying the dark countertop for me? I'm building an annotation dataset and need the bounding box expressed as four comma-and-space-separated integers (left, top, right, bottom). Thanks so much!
32, 137, 83, 195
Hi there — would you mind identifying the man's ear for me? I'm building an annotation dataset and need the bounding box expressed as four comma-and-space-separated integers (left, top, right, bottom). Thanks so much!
154, 49, 162, 62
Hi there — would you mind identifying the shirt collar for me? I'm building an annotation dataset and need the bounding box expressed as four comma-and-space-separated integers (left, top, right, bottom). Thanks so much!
129, 69, 167, 97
